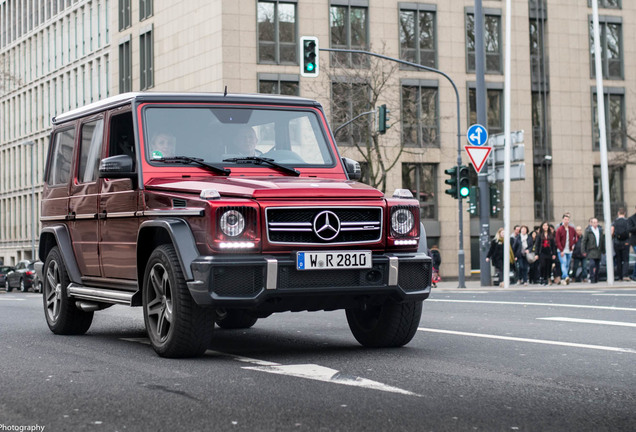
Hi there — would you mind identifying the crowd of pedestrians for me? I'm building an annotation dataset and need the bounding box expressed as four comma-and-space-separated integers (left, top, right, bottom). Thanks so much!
486, 206, 636, 287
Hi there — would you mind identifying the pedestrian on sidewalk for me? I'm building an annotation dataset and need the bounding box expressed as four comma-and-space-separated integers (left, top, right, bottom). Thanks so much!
611, 208, 631, 281
628, 205, 636, 282
486, 227, 514, 287
582, 217, 604, 284
534, 221, 557, 286
555, 213, 578, 285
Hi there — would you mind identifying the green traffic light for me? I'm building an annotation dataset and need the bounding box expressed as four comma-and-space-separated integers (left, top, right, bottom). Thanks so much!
459, 186, 470, 198
307, 63, 315, 71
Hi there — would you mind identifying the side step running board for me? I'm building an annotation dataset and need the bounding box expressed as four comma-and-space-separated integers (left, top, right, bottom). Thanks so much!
67, 284, 137, 306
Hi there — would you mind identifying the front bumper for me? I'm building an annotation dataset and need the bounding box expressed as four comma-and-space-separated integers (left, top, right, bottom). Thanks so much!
187, 252, 431, 311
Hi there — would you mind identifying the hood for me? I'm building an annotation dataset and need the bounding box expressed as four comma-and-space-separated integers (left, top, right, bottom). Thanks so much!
145, 176, 385, 199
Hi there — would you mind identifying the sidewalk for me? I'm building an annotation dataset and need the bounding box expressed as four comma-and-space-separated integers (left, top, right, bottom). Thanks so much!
434, 278, 636, 291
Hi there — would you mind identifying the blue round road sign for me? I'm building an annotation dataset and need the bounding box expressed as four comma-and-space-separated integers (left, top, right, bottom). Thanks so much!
467, 124, 488, 146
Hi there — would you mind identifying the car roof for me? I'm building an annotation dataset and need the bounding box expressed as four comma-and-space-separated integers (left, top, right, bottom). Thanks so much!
52, 92, 323, 125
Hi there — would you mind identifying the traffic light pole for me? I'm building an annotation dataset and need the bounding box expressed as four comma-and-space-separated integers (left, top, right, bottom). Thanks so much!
320, 47, 466, 288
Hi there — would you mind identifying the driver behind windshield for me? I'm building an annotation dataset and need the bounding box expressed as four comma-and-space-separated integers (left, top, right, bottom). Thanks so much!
149, 132, 176, 159
233, 126, 258, 156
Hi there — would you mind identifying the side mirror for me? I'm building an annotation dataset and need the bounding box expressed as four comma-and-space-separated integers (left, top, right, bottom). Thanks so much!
99, 155, 136, 179
342, 157, 361, 181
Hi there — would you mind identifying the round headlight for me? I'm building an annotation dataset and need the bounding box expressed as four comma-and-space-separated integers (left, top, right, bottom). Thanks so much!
220, 210, 245, 237
391, 208, 415, 236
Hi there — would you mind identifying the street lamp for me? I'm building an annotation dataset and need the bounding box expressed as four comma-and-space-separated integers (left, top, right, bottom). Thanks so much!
24, 140, 36, 261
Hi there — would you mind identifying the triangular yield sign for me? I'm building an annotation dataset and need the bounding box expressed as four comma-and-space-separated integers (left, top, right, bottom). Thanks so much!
465, 146, 492, 173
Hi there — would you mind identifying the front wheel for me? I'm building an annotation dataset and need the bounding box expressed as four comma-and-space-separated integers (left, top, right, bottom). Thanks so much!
43, 247, 94, 335
346, 300, 423, 348
143, 244, 214, 358
20, 279, 26, 292
5, 280, 11, 292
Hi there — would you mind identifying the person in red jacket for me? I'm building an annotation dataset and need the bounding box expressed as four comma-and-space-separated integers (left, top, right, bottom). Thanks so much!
555, 213, 578, 284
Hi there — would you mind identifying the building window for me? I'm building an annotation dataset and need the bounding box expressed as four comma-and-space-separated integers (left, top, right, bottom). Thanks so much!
257, 1, 297, 64
594, 165, 624, 219
119, 0, 131, 31
592, 88, 625, 151
466, 11, 502, 74
140, 29, 154, 90
258, 74, 299, 96
589, 17, 622, 80
531, 91, 551, 153
331, 80, 370, 146
399, 5, 436, 68
588, 0, 621, 9
533, 164, 552, 221
529, 16, 549, 86
401, 81, 439, 147
402, 163, 437, 219
468, 85, 503, 135
140, 0, 153, 20
118, 39, 132, 93
330, 2, 369, 68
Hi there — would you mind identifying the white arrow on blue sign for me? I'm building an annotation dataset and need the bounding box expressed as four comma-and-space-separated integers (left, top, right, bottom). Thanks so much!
467, 124, 488, 146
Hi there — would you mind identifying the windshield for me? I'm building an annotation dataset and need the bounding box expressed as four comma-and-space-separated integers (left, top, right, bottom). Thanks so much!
142, 106, 334, 167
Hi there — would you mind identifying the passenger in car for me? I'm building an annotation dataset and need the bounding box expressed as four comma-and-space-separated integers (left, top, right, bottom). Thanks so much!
233, 126, 258, 156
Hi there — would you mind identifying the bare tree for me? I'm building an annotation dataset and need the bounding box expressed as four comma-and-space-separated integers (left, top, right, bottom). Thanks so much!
310, 47, 420, 192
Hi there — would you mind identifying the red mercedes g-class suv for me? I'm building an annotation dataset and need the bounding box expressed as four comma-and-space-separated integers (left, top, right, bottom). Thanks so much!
37, 92, 431, 358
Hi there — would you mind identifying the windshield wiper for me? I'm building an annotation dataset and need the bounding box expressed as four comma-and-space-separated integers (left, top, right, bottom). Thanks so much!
222, 156, 300, 177
154, 156, 231, 176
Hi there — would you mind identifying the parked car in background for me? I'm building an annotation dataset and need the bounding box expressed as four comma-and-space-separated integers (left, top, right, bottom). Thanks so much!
0, 266, 15, 290
5, 260, 38, 292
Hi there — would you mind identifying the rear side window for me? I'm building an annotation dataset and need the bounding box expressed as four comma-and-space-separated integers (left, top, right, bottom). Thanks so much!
78, 119, 104, 183
47, 128, 76, 186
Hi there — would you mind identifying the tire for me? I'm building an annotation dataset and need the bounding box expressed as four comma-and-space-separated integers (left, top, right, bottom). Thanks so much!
5, 280, 11, 292
143, 244, 214, 358
216, 311, 258, 329
346, 300, 423, 348
35, 281, 43, 293
43, 247, 94, 335
20, 279, 26, 292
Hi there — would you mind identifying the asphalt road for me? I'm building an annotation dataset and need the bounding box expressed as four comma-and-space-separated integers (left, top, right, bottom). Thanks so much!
1, 284, 635, 432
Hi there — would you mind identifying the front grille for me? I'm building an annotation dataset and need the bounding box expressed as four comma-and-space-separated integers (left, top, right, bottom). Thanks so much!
399, 261, 431, 292
266, 206, 383, 245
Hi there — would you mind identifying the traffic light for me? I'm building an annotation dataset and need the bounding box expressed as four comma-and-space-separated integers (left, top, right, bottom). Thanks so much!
489, 185, 501, 216
444, 166, 458, 199
378, 104, 390, 134
467, 186, 479, 215
458, 165, 470, 198
300, 36, 319, 77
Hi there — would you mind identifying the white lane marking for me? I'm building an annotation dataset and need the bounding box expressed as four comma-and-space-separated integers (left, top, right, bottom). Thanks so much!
122, 338, 419, 396
426, 299, 636, 312
592, 293, 636, 297
0, 297, 25, 301
418, 327, 636, 354
242, 363, 421, 397
538, 317, 636, 328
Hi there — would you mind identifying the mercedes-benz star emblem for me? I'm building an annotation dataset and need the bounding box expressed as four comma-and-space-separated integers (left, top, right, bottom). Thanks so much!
313, 210, 341, 241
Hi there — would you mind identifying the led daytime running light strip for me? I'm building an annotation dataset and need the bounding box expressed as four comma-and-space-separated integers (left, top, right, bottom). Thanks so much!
219, 241, 256, 249
394, 239, 418, 246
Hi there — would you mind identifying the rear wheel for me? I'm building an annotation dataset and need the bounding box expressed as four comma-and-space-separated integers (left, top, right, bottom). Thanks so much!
19, 279, 26, 292
5, 280, 11, 292
143, 244, 214, 358
43, 247, 94, 335
216, 311, 258, 329
346, 300, 422, 348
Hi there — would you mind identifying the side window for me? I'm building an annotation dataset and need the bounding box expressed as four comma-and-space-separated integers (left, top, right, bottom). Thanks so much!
109, 112, 136, 161
78, 119, 104, 183
48, 128, 76, 186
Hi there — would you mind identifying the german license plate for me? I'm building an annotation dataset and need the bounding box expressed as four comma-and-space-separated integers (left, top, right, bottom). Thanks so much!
296, 251, 372, 270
